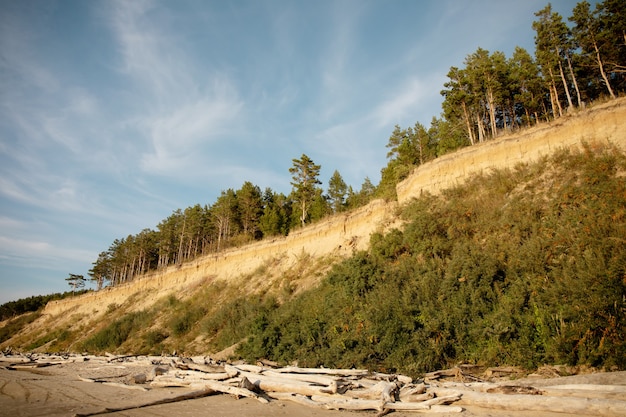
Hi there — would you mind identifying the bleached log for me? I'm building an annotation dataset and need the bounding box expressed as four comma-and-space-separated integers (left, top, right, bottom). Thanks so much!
426, 405, 464, 413
310, 394, 384, 411
73, 386, 216, 417
150, 378, 191, 388
543, 384, 626, 393
432, 387, 626, 417
175, 362, 229, 374
262, 370, 343, 386
538, 385, 626, 400
102, 382, 147, 391
189, 380, 269, 404
345, 380, 398, 401
268, 392, 327, 408
383, 404, 463, 413
0, 356, 32, 364
173, 370, 233, 381
370, 371, 413, 384
400, 391, 434, 403
424, 368, 461, 380
271, 366, 369, 377
239, 376, 258, 392
399, 383, 428, 401
228, 363, 267, 373
232, 369, 339, 396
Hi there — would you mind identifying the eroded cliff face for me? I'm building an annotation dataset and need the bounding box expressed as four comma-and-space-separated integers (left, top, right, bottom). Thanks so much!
42, 198, 400, 319
16, 98, 626, 345
397, 98, 626, 203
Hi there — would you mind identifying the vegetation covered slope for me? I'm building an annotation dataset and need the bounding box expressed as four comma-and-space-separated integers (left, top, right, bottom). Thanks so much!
10, 144, 622, 379
236, 145, 626, 375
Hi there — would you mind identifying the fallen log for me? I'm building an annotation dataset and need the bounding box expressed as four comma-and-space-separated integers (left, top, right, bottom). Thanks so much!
262, 370, 343, 386
73, 386, 216, 417
267, 392, 327, 408
383, 402, 463, 413
345, 380, 398, 401
370, 371, 413, 385
234, 369, 340, 396
543, 384, 626, 393
399, 383, 428, 401
538, 384, 626, 400
190, 380, 269, 404
385, 403, 463, 414
174, 362, 228, 373
272, 366, 369, 377
101, 382, 147, 391
310, 394, 385, 411
173, 370, 233, 381
432, 387, 626, 417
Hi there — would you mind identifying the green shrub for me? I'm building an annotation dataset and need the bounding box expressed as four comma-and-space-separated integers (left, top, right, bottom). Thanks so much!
238, 146, 626, 375
0, 312, 40, 344
82, 311, 152, 352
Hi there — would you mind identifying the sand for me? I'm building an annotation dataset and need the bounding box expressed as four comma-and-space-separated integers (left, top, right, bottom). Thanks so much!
2, 358, 626, 417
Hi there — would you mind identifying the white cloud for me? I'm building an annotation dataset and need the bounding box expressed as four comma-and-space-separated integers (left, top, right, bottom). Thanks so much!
108, 0, 246, 180
0, 235, 94, 269
140, 92, 243, 176
373, 78, 425, 128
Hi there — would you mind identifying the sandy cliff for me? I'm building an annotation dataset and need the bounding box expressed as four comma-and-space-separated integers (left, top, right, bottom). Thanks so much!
397, 98, 626, 203
43, 198, 399, 318
42, 98, 626, 321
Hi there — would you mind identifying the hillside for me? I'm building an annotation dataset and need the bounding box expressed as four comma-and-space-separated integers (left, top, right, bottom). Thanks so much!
2, 98, 626, 365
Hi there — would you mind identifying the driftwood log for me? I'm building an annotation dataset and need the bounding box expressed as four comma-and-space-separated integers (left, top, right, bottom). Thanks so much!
4, 353, 626, 416
433, 386, 626, 417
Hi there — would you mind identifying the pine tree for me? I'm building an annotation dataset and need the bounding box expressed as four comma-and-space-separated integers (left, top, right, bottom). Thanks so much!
289, 154, 322, 227
65, 273, 86, 294
328, 170, 348, 213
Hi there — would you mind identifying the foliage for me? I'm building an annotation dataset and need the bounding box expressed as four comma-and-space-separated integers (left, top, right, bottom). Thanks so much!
170, 303, 208, 337
0, 290, 89, 322
328, 170, 348, 213
0, 312, 40, 344
238, 146, 626, 375
202, 296, 278, 352
65, 273, 86, 293
289, 154, 323, 227
81, 310, 153, 352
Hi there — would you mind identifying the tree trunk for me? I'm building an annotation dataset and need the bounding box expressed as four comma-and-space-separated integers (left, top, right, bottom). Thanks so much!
461, 101, 475, 145
558, 58, 574, 110
593, 40, 616, 99
548, 67, 563, 117
487, 89, 497, 138
566, 53, 582, 107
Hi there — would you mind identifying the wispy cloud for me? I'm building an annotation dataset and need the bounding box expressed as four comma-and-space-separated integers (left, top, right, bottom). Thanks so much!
0, 236, 94, 270
109, 0, 245, 180
373, 78, 426, 128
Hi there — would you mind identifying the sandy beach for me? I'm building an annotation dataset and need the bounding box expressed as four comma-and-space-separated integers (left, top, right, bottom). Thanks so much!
2, 356, 626, 417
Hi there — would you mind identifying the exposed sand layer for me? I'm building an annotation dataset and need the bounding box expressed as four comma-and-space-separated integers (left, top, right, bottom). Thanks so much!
34, 98, 626, 334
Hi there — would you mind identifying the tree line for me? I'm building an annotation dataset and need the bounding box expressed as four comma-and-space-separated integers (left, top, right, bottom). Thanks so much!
378, 0, 625, 198
86, 0, 625, 289
88, 155, 376, 288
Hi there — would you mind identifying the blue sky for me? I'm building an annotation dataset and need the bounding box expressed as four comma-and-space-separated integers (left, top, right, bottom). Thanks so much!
0, 0, 579, 304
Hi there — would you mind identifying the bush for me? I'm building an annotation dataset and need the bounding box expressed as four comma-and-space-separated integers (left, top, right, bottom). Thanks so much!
82, 311, 152, 352
238, 146, 626, 375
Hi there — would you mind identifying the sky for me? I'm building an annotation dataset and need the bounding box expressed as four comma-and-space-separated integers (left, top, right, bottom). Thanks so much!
0, 0, 580, 305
